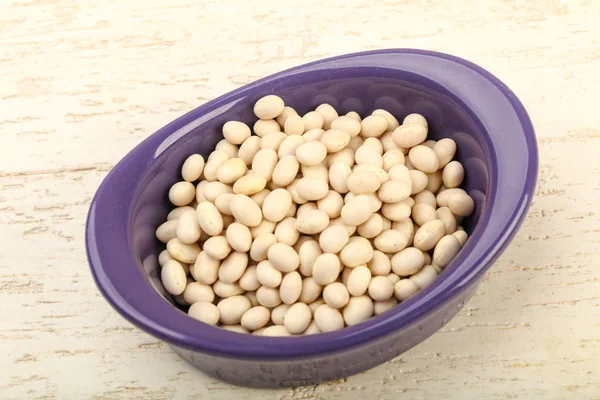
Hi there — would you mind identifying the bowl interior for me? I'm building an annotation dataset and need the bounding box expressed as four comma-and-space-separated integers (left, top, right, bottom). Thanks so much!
130, 70, 492, 306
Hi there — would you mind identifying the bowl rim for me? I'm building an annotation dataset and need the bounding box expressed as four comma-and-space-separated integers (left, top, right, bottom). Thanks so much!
86, 48, 538, 359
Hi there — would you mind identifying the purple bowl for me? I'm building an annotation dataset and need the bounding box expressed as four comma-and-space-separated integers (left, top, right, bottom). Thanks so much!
86, 49, 538, 388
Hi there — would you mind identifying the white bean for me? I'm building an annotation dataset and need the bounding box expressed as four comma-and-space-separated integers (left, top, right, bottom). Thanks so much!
267, 243, 299, 272
312, 253, 341, 285
413, 219, 446, 251
254, 95, 284, 119
296, 177, 329, 201
216, 158, 247, 184
284, 303, 312, 334
357, 213, 384, 239
241, 306, 270, 331
238, 136, 262, 165
161, 260, 187, 295
321, 129, 351, 153
215, 139, 238, 158
271, 304, 290, 325
374, 229, 409, 253
182, 154, 205, 182
331, 115, 361, 137
302, 128, 325, 142
167, 238, 201, 263
360, 115, 387, 137
410, 265, 438, 289
372, 109, 400, 131
340, 237, 374, 267
408, 145, 440, 174
374, 298, 398, 315
251, 148, 278, 181
355, 145, 383, 168
274, 217, 300, 246
432, 138, 456, 168
392, 123, 427, 148
453, 230, 468, 246
218, 252, 248, 283
262, 325, 291, 336
302, 111, 324, 131
368, 276, 394, 301
260, 132, 287, 151
393, 279, 420, 301
257, 260, 282, 288
233, 174, 267, 196
317, 190, 344, 218
298, 240, 322, 277
183, 282, 215, 304
347, 170, 381, 194
296, 141, 327, 166
249, 233, 277, 262
343, 295, 374, 326
432, 235, 462, 267
448, 193, 475, 216
238, 265, 260, 291
329, 163, 352, 193
218, 295, 252, 324
188, 302, 219, 325
250, 218, 276, 238
230, 194, 263, 227
314, 305, 345, 332
391, 247, 425, 276
169, 181, 196, 206
412, 203, 437, 226
253, 119, 280, 137
377, 180, 411, 203
284, 114, 304, 135
299, 277, 323, 303
203, 235, 231, 260
319, 225, 350, 253
280, 271, 303, 305
196, 201, 223, 236
176, 211, 201, 244
323, 282, 350, 309
315, 103, 338, 130
276, 106, 298, 127
156, 219, 178, 243
347, 265, 372, 296
213, 280, 244, 298
442, 161, 465, 188
341, 194, 373, 226
296, 209, 330, 234
256, 286, 282, 308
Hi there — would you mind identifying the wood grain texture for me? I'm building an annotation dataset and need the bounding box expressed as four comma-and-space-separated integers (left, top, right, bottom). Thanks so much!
1, 0, 599, 398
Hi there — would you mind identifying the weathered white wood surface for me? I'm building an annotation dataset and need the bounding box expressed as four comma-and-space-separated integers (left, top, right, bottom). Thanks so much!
1, 0, 599, 398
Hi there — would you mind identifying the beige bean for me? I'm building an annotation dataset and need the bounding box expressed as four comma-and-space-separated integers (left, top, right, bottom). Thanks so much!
391, 247, 425, 276
425, 170, 443, 193
191, 251, 219, 284
448, 193, 475, 216
317, 190, 344, 218
295, 177, 328, 201
215, 193, 236, 216
182, 154, 205, 182
218, 252, 248, 283
318, 225, 349, 253
299, 277, 323, 303
368, 250, 392, 276
329, 163, 352, 194
303, 321, 321, 335
256, 260, 283, 288
215, 139, 238, 158
323, 282, 350, 308
410, 265, 438, 289
238, 136, 262, 165
331, 115, 361, 137
436, 188, 467, 207
250, 218, 276, 238
347, 135, 364, 151
380, 131, 399, 152
158, 249, 173, 267
386, 273, 401, 285
272, 217, 298, 246
188, 302, 219, 325
453, 230, 468, 246
377, 180, 411, 203
347, 265, 372, 296
298, 240, 322, 277
271, 304, 290, 325
412, 203, 437, 226
302, 111, 325, 131
314, 304, 345, 332
276, 106, 298, 127
280, 271, 303, 305
329, 217, 357, 236
250, 233, 277, 262
262, 188, 292, 223
203, 235, 231, 260
432, 138, 456, 168
169, 181, 196, 206
343, 295, 374, 326
161, 260, 187, 295
321, 129, 351, 153
345, 111, 361, 122
442, 161, 464, 188
230, 194, 263, 227
176, 211, 201, 244
408, 145, 440, 174
277, 135, 305, 158
260, 132, 287, 152
156, 219, 178, 243
312, 253, 341, 285
436, 206, 457, 235
340, 237, 374, 267
302, 128, 325, 142
308, 298, 326, 313
251, 148, 278, 181
393, 279, 420, 301
301, 163, 329, 181
414, 190, 437, 208
413, 219, 446, 251
218, 295, 252, 324
268, 243, 299, 272
196, 201, 223, 236
238, 265, 260, 291
282, 114, 303, 135
233, 173, 267, 196
355, 145, 383, 168
167, 206, 196, 221
381, 198, 412, 222
368, 276, 394, 301
222, 121, 251, 145
241, 306, 270, 331
245, 290, 259, 307
216, 158, 247, 184
353, 164, 389, 185
254, 95, 284, 119
183, 282, 215, 304
340, 194, 373, 226
167, 238, 201, 263
326, 147, 355, 168
382, 149, 405, 172
256, 286, 282, 308
315, 103, 338, 130
296, 141, 328, 166
374, 229, 408, 253
203, 151, 230, 181
347, 170, 381, 195
374, 298, 398, 315
296, 210, 330, 234
213, 280, 244, 298
363, 137, 384, 155
408, 170, 427, 195
284, 303, 312, 334
262, 325, 291, 336
357, 213, 384, 239
360, 114, 387, 137
203, 181, 233, 203
392, 123, 427, 148
253, 119, 281, 137
387, 164, 411, 183
433, 235, 462, 268
403, 113, 428, 127
372, 109, 400, 131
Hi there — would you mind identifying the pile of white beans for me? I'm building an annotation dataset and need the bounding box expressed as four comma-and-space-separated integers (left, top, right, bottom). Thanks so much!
155, 94, 474, 336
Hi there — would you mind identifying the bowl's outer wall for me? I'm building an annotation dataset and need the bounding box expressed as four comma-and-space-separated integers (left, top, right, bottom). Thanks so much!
87, 50, 537, 387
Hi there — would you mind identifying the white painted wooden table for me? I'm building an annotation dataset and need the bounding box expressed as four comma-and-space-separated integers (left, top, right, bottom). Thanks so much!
1, 1, 599, 398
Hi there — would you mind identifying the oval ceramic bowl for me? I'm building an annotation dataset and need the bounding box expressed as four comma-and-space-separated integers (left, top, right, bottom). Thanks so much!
86, 49, 538, 388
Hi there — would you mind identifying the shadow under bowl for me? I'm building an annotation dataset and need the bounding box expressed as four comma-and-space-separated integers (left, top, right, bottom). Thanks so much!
86, 49, 538, 388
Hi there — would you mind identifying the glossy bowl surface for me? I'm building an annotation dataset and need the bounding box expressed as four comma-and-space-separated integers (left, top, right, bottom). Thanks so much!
86, 49, 537, 387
